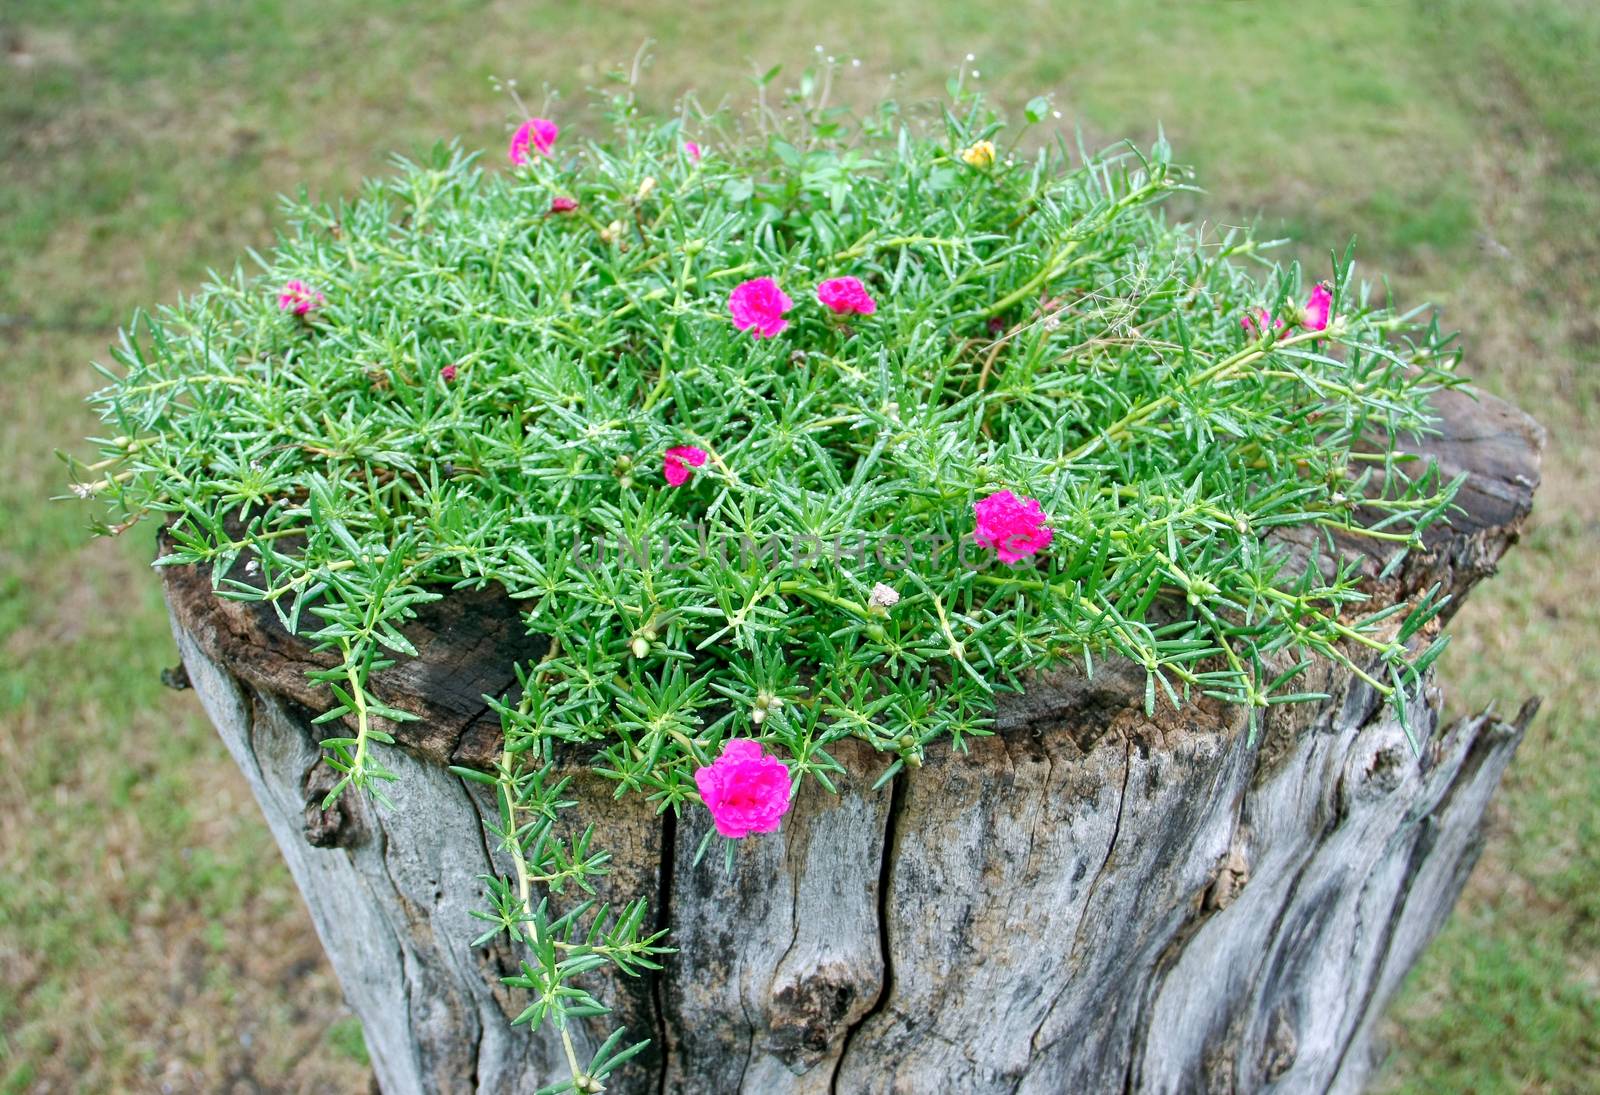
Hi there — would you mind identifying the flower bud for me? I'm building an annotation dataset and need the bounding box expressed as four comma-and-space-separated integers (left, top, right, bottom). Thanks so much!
961, 139, 996, 168
630, 635, 651, 659
637, 176, 657, 200
868, 582, 901, 615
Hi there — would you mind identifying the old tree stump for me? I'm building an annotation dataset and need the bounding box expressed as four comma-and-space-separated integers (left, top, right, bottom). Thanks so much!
162, 389, 1542, 1094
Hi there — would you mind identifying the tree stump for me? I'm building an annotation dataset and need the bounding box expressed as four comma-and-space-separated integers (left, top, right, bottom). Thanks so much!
161, 388, 1543, 1094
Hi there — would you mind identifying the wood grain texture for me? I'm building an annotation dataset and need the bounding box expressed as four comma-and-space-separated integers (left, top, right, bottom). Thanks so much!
161, 389, 1544, 1093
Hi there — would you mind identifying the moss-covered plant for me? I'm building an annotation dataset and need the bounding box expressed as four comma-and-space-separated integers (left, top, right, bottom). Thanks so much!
75, 68, 1463, 1090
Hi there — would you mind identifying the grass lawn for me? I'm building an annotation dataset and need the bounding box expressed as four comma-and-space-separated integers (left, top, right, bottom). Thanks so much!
2, 0, 1597, 1089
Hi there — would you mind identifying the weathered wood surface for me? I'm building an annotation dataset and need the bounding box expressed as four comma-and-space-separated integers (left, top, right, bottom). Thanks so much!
162, 388, 1544, 1094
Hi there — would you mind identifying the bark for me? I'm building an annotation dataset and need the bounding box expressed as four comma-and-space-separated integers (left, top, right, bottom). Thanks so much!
161, 389, 1543, 1094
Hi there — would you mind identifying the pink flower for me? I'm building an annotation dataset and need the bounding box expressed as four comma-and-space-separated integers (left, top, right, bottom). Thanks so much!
728, 277, 793, 339
548, 196, 578, 214
508, 118, 559, 165
277, 280, 323, 316
694, 739, 792, 839
973, 489, 1054, 564
816, 276, 877, 317
1301, 282, 1332, 332
440, 364, 457, 382
684, 141, 702, 162
663, 445, 708, 486
1240, 307, 1284, 337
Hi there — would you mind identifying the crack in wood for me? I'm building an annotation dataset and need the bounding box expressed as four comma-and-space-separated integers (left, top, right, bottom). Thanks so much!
652, 808, 676, 1095
830, 765, 905, 1093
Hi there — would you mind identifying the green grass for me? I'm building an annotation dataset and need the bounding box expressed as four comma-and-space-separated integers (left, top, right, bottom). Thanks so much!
1, 0, 1596, 1088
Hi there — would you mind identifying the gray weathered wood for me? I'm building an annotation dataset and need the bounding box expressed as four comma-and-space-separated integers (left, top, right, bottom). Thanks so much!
161, 389, 1543, 1094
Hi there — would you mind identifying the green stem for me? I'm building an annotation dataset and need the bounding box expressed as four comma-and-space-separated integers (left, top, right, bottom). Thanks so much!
1060, 327, 1328, 466
777, 581, 872, 620
342, 648, 374, 784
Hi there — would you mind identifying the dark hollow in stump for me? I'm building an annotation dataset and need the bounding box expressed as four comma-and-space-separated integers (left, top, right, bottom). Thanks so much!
162, 389, 1543, 1095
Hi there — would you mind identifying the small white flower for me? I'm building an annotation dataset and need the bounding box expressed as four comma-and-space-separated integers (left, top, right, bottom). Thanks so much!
869, 582, 901, 609
751, 691, 784, 725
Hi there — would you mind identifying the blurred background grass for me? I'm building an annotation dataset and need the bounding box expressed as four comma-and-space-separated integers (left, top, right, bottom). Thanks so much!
2, 0, 1597, 1090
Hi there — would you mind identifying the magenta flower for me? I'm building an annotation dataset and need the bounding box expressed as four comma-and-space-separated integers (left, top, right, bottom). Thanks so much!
816, 276, 877, 317
684, 140, 702, 162
1301, 283, 1332, 332
440, 364, 458, 382
728, 277, 793, 339
1240, 307, 1284, 337
694, 739, 792, 839
973, 489, 1054, 564
663, 445, 708, 487
548, 196, 578, 214
508, 118, 559, 165
277, 280, 323, 316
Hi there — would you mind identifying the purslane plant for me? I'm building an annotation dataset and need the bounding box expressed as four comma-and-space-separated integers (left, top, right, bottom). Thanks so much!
76, 73, 1463, 1090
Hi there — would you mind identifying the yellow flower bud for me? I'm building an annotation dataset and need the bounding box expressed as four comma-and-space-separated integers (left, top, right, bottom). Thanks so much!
961, 139, 996, 168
